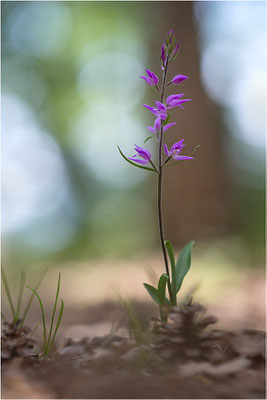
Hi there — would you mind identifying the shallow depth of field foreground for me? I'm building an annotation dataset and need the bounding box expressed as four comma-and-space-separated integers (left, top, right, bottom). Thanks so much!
1, 2, 265, 399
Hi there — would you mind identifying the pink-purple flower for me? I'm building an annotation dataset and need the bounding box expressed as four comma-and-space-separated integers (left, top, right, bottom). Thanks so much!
164, 139, 193, 161
166, 94, 191, 109
144, 101, 167, 120
172, 74, 189, 85
128, 144, 151, 165
146, 117, 176, 134
140, 69, 159, 86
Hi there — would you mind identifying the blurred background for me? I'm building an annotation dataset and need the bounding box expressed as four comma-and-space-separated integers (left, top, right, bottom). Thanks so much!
1, 1, 265, 331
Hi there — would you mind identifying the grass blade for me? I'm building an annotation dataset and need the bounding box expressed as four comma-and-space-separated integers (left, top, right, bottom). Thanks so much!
27, 286, 47, 354
16, 271, 26, 321
47, 299, 64, 354
117, 146, 158, 174
47, 272, 61, 348
1, 267, 16, 321
20, 266, 48, 326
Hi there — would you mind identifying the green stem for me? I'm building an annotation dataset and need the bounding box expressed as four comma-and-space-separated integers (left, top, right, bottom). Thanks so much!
157, 58, 174, 304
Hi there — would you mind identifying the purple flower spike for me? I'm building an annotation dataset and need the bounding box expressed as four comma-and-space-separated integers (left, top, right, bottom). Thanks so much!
164, 140, 193, 161
129, 144, 151, 165
140, 69, 159, 86
172, 74, 189, 85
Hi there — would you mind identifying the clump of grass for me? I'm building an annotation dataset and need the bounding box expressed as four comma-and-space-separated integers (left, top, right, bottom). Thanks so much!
27, 272, 64, 358
1, 266, 47, 327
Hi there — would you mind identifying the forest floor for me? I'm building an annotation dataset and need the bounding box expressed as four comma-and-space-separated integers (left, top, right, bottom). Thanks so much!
1, 257, 265, 399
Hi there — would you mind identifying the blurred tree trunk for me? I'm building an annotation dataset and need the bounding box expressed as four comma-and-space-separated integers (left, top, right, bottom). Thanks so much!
148, 2, 229, 247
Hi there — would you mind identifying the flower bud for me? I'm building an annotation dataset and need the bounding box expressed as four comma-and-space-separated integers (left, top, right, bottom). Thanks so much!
172, 74, 189, 85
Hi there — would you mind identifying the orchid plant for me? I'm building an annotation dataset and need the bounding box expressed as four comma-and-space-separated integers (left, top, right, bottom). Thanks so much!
118, 30, 198, 321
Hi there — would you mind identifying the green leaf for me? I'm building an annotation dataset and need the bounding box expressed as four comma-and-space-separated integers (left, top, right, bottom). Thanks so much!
117, 146, 158, 174
144, 283, 171, 305
143, 283, 159, 304
157, 274, 169, 306
144, 136, 152, 144
175, 241, 195, 295
164, 240, 176, 302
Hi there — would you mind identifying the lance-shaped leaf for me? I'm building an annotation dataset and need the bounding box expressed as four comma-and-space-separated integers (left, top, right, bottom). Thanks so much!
157, 273, 169, 306
143, 283, 159, 304
165, 240, 176, 303
117, 146, 158, 173
175, 241, 194, 294
144, 282, 171, 305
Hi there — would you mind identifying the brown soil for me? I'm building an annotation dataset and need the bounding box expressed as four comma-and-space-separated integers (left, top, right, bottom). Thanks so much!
2, 300, 265, 399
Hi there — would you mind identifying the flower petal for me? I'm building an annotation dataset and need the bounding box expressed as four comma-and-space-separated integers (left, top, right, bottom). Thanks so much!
143, 104, 155, 112
164, 144, 170, 157
172, 155, 194, 161
160, 113, 167, 120
163, 122, 176, 132
166, 94, 184, 108
140, 76, 152, 85
134, 145, 151, 161
155, 101, 167, 113
170, 139, 185, 153
146, 126, 156, 133
177, 99, 192, 105
154, 117, 161, 130
128, 157, 150, 165
145, 69, 159, 85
